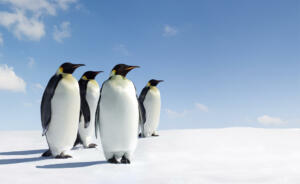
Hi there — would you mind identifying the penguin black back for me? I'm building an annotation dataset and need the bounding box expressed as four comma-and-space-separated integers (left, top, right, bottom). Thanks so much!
79, 78, 90, 128
41, 74, 62, 135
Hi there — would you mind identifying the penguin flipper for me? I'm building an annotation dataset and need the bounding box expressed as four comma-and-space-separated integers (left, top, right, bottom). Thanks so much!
73, 133, 83, 147
95, 80, 106, 138
41, 74, 62, 135
138, 87, 149, 125
79, 79, 91, 128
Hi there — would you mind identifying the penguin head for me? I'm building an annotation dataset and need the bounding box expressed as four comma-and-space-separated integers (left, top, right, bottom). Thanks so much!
110, 64, 140, 77
147, 79, 164, 87
57, 62, 85, 75
81, 71, 103, 80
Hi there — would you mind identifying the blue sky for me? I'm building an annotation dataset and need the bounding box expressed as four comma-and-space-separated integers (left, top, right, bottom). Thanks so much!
0, 0, 299, 130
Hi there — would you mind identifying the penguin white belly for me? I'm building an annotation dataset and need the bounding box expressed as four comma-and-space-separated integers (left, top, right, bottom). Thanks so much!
100, 77, 139, 160
143, 88, 161, 137
46, 76, 80, 156
78, 81, 100, 147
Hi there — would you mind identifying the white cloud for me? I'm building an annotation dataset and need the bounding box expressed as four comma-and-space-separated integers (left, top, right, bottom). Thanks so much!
163, 25, 178, 37
195, 103, 208, 112
27, 57, 35, 68
0, 33, 3, 46
53, 21, 71, 43
55, 0, 77, 10
0, 64, 26, 92
0, 0, 56, 15
0, 0, 77, 41
165, 108, 188, 118
257, 115, 285, 126
113, 44, 130, 56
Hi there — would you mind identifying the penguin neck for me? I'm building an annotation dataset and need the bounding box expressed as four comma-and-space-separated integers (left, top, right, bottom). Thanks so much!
89, 79, 99, 87
111, 75, 127, 81
150, 86, 159, 91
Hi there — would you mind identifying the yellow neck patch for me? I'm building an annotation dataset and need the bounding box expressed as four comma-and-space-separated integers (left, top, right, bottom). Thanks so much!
147, 82, 151, 87
82, 75, 88, 80
56, 67, 63, 75
110, 70, 116, 76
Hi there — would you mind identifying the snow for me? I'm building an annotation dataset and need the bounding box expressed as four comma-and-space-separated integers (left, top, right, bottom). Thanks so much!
1, 128, 300, 184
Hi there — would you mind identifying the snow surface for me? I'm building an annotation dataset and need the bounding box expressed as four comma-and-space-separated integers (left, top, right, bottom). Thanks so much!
0, 128, 300, 184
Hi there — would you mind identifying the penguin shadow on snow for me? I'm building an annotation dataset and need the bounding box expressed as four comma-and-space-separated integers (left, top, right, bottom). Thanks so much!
0, 149, 46, 156
0, 149, 48, 165
36, 160, 107, 169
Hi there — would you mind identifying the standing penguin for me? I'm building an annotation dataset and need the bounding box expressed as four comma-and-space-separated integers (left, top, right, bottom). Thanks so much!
95, 64, 142, 164
74, 71, 102, 148
139, 79, 163, 137
41, 62, 84, 158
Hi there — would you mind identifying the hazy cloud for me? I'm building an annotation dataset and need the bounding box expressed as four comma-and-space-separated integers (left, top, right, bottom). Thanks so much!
34, 83, 43, 90
195, 103, 208, 112
163, 25, 178, 37
53, 21, 71, 43
27, 57, 35, 68
257, 115, 285, 126
113, 44, 130, 56
0, 33, 3, 46
165, 108, 188, 118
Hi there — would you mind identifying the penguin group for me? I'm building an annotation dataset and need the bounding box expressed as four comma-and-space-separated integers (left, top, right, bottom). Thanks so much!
40, 62, 163, 163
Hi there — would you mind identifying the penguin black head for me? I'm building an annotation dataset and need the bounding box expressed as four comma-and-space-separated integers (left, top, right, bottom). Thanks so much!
148, 79, 164, 87
81, 71, 103, 80
111, 64, 140, 77
58, 62, 85, 74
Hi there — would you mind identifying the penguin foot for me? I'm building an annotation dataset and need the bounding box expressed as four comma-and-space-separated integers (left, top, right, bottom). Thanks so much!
41, 149, 52, 157
152, 133, 159, 137
121, 156, 131, 164
88, 143, 97, 148
107, 157, 119, 164
138, 133, 145, 138
55, 153, 72, 159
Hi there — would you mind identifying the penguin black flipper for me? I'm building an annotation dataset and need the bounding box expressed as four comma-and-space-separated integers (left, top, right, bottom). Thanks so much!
138, 86, 149, 124
79, 79, 91, 128
41, 74, 63, 136
95, 80, 106, 138
73, 133, 83, 147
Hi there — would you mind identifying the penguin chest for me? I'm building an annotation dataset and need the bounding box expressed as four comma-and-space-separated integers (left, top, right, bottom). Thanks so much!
85, 81, 100, 114
79, 81, 100, 144
47, 76, 80, 152
143, 88, 161, 134
100, 78, 139, 152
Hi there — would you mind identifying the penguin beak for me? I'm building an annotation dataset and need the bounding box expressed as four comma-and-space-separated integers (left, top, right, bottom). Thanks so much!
94, 71, 104, 75
93, 71, 103, 77
72, 64, 85, 69
125, 65, 140, 71
158, 80, 164, 83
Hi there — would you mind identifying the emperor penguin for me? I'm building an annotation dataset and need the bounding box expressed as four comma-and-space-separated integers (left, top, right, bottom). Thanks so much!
95, 64, 143, 164
74, 71, 102, 148
139, 79, 163, 137
41, 62, 84, 158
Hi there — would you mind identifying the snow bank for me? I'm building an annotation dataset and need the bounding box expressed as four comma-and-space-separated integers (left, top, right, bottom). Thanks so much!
0, 128, 300, 184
